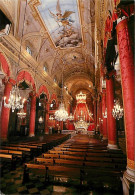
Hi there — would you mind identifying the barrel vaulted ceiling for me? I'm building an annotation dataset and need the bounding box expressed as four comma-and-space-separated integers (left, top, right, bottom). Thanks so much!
17, 0, 95, 99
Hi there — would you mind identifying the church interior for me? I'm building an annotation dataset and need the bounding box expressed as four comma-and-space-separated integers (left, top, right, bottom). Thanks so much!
0, 0, 134, 194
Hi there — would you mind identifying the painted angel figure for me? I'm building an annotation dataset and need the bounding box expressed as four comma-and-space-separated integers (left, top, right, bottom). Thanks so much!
49, 0, 75, 30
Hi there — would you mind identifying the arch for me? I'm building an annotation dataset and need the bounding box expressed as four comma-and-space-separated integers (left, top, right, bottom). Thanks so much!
17, 70, 36, 90
38, 85, 49, 100
0, 4, 14, 29
49, 93, 58, 106
0, 52, 11, 76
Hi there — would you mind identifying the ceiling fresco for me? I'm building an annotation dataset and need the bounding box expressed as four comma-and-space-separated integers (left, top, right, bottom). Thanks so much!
38, 0, 82, 48
17, 0, 96, 99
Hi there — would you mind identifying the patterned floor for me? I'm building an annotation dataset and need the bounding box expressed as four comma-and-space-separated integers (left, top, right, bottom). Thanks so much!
0, 164, 123, 195
0, 158, 124, 195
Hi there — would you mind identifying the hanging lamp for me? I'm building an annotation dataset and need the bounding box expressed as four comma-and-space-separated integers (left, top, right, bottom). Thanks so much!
4, 1, 28, 112
54, 63, 68, 121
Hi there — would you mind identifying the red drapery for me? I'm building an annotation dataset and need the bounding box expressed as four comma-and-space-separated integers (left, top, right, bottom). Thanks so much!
116, 18, 134, 169
74, 103, 93, 122
106, 77, 117, 146
17, 71, 35, 89
38, 85, 49, 100
0, 52, 11, 76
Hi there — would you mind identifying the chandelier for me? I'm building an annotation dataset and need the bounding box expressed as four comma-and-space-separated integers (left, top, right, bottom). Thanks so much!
68, 113, 74, 121
55, 103, 68, 121
3, 1, 27, 112
49, 115, 54, 120
89, 112, 93, 118
103, 108, 107, 118
54, 61, 68, 121
112, 99, 124, 120
39, 116, 43, 123
4, 85, 26, 112
17, 108, 26, 119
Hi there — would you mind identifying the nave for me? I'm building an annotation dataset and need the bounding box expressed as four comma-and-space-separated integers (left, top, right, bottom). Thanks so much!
0, 134, 127, 195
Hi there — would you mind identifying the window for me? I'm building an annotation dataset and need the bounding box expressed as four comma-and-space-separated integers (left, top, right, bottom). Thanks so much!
43, 62, 48, 73
26, 46, 32, 55
50, 100, 56, 110
54, 76, 57, 83
43, 66, 48, 72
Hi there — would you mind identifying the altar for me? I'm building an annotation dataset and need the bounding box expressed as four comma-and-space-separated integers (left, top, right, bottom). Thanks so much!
74, 119, 89, 134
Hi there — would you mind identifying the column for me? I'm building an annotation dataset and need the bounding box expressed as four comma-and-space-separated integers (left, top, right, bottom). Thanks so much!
102, 89, 107, 140
21, 101, 27, 126
93, 100, 97, 128
96, 100, 99, 129
60, 121, 63, 131
99, 99, 103, 136
45, 103, 49, 134
116, 17, 134, 185
29, 93, 36, 137
106, 75, 118, 149
1, 79, 12, 140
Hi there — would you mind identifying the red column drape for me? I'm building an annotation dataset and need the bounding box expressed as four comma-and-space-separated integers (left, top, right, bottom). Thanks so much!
1, 81, 12, 140
29, 94, 36, 137
60, 121, 63, 130
96, 101, 99, 128
93, 100, 97, 128
102, 89, 107, 140
99, 100, 103, 135
116, 18, 134, 173
106, 76, 117, 149
68, 121, 75, 130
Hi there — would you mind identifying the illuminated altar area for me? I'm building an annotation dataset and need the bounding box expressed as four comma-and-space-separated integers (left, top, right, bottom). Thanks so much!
73, 92, 94, 134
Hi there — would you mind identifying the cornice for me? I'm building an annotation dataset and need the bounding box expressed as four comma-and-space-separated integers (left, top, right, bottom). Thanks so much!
0, 34, 61, 94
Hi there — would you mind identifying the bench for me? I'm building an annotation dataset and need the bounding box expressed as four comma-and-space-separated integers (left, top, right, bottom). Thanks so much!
0, 153, 16, 170
0, 149, 24, 162
42, 153, 59, 159
54, 147, 107, 153
23, 163, 84, 184
54, 159, 84, 166
84, 161, 125, 169
23, 163, 47, 183
1, 146, 32, 159
34, 158, 54, 165
59, 154, 85, 161
0, 149, 9, 154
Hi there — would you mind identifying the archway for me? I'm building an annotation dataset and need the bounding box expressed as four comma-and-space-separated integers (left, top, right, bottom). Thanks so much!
8, 70, 36, 138
0, 52, 13, 140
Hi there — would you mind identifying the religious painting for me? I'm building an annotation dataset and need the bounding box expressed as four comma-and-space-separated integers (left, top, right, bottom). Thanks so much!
38, 0, 82, 48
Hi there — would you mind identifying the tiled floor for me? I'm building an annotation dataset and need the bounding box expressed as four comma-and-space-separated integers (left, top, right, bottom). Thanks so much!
0, 165, 123, 195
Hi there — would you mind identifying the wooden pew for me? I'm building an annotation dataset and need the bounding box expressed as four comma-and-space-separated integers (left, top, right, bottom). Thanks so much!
48, 150, 126, 165
23, 163, 82, 184
84, 161, 125, 169
10, 144, 40, 156
42, 153, 59, 159
43, 152, 125, 164
0, 149, 23, 162
54, 159, 84, 166
54, 147, 107, 153
1, 146, 32, 159
0, 153, 16, 170
23, 163, 47, 183
0, 149, 9, 154
59, 154, 84, 161
49, 150, 64, 154
34, 158, 54, 165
